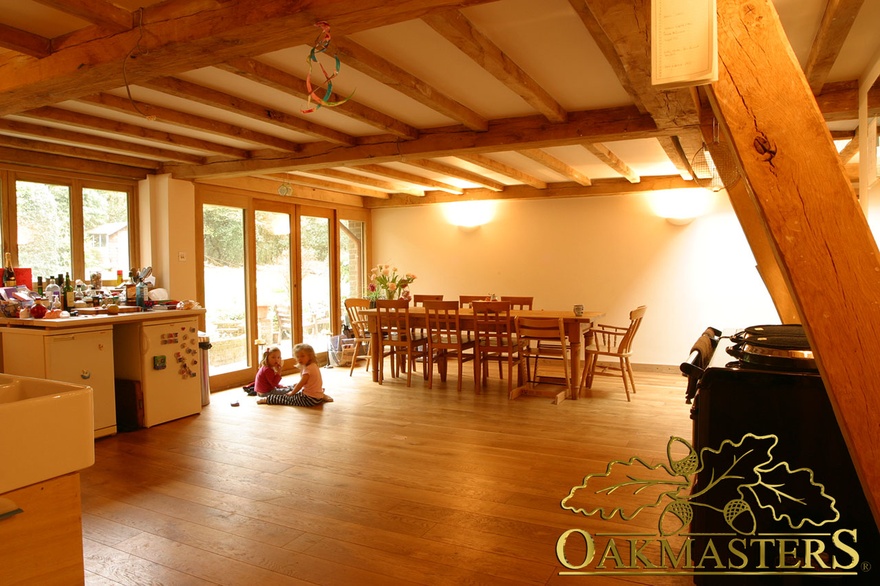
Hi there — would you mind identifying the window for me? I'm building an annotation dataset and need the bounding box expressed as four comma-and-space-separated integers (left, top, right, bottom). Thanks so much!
16, 180, 72, 277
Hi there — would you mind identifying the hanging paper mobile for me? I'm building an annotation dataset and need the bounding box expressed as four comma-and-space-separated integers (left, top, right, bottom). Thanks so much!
302, 21, 354, 114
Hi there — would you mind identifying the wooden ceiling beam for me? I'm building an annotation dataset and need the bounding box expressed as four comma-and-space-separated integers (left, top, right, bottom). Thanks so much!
456, 153, 547, 189
31, 0, 133, 33
19, 106, 249, 159
656, 136, 695, 180
353, 164, 463, 194
0, 145, 149, 180
574, 0, 699, 129
0, 134, 160, 169
804, 0, 866, 95
78, 92, 301, 152
582, 142, 639, 183
0, 118, 206, 164
333, 37, 488, 132
816, 80, 880, 121
422, 10, 567, 123
838, 133, 861, 164
167, 105, 661, 179
0, 0, 498, 116
267, 173, 390, 199
217, 58, 419, 140
144, 76, 355, 146
308, 168, 425, 196
0, 23, 52, 58
403, 158, 506, 191
519, 149, 592, 186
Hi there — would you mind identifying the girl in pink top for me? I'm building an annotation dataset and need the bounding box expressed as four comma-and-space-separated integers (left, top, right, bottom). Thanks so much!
257, 343, 333, 406
254, 346, 291, 397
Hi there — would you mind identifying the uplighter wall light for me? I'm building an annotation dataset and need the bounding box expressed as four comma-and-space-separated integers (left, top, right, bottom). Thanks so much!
442, 200, 497, 229
647, 188, 715, 225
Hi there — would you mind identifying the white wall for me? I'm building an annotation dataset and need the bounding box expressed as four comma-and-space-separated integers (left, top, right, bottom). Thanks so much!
371, 191, 780, 366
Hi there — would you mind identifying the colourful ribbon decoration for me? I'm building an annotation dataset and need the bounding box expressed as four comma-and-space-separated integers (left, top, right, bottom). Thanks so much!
302, 21, 354, 114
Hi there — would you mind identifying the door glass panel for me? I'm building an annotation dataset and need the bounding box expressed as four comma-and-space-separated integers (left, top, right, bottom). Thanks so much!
300, 215, 331, 351
203, 204, 248, 374
16, 180, 72, 277
83, 187, 129, 281
255, 210, 293, 359
339, 218, 366, 321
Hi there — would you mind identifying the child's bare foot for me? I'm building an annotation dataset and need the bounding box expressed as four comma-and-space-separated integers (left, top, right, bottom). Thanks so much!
322, 394, 334, 403
256, 398, 267, 405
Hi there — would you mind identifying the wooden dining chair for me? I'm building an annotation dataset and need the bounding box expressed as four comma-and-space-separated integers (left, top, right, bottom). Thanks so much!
413, 294, 444, 305
343, 298, 372, 376
375, 298, 428, 387
579, 305, 647, 401
500, 296, 533, 310
459, 295, 486, 308
423, 300, 475, 392
471, 301, 524, 395
513, 316, 570, 404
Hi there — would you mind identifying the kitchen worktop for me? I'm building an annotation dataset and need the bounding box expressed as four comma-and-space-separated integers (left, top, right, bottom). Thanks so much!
0, 308, 205, 329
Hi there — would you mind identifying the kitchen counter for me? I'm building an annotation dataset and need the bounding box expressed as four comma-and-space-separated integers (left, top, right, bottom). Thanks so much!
0, 308, 205, 329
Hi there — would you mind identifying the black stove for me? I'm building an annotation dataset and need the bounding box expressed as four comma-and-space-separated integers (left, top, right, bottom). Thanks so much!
682, 326, 878, 584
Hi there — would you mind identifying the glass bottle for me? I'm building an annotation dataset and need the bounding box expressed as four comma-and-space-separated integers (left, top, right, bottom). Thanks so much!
135, 279, 148, 309
3, 252, 15, 287
63, 272, 75, 310
44, 277, 61, 307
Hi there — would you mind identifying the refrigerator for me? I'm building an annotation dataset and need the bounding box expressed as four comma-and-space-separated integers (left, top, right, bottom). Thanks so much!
113, 317, 202, 427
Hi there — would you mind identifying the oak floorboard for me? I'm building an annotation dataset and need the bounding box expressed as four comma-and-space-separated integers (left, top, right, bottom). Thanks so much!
83, 365, 693, 585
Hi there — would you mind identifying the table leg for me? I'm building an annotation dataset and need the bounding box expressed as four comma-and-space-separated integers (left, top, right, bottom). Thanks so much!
566, 322, 589, 400
369, 315, 380, 382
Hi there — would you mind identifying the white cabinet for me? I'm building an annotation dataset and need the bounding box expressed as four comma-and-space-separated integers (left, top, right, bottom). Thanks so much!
1, 326, 116, 437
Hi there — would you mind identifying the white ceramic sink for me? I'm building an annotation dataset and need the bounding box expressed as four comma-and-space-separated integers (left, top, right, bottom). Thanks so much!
0, 374, 95, 494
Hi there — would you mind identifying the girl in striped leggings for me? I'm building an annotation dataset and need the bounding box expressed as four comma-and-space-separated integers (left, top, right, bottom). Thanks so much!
257, 343, 333, 407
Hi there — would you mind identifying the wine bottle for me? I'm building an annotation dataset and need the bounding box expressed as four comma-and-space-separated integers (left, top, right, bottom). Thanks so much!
3, 252, 15, 287
37, 275, 43, 296
64, 272, 75, 310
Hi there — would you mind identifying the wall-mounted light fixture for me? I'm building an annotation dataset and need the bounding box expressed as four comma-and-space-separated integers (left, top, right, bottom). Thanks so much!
647, 188, 715, 225
442, 200, 497, 230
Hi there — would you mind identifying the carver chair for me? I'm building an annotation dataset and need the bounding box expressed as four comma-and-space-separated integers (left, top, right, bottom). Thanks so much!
579, 305, 647, 401
423, 300, 475, 392
375, 299, 428, 387
343, 298, 372, 376
513, 316, 570, 404
472, 301, 524, 396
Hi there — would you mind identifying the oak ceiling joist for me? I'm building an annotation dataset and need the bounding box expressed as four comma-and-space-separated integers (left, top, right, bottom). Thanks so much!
216, 58, 420, 140
167, 105, 660, 179
816, 80, 880, 121
144, 77, 355, 146
308, 168, 425, 196
519, 149, 592, 186
838, 133, 861, 164
583, 142, 639, 183
0, 118, 207, 164
353, 164, 462, 194
332, 37, 489, 132
32, 0, 133, 33
422, 10, 567, 123
804, 0, 866, 95
20, 106, 249, 159
0, 145, 149, 180
656, 136, 695, 180
79, 92, 302, 152
403, 158, 506, 191
0, 133, 160, 169
576, 0, 698, 129
0, 0, 499, 116
0, 23, 51, 58
268, 173, 390, 199
457, 153, 547, 189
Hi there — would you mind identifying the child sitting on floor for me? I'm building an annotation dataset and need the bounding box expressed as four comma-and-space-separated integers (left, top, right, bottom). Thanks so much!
254, 345, 291, 397
257, 343, 333, 406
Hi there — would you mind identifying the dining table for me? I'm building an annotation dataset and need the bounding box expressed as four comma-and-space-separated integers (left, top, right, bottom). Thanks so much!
361, 306, 604, 399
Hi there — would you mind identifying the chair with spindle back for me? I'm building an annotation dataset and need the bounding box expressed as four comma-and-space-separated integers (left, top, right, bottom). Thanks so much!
375, 299, 428, 386
471, 301, 524, 396
514, 316, 570, 404
343, 298, 372, 376
423, 300, 475, 392
579, 305, 647, 401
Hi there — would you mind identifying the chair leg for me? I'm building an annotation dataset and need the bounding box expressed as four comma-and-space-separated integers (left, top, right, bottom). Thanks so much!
626, 358, 637, 395
348, 340, 360, 377
620, 357, 631, 401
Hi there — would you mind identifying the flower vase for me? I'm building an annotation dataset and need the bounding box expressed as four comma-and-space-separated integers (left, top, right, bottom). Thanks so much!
369, 299, 376, 309
385, 289, 397, 300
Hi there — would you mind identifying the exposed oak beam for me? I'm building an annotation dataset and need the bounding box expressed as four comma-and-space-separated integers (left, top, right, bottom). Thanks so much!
0, 0, 498, 116
838, 134, 861, 164
582, 142, 639, 183
804, 0, 866, 95
0, 134, 160, 169
0, 118, 206, 164
20, 106, 249, 159
333, 37, 489, 132
353, 164, 462, 194
657, 136, 695, 180
217, 58, 419, 140
268, 173, 390, 199
308, 168, 425, 196
78, 92, 301, 152
32, 0, 133, 33
0, 145, 148, 179
457, 153, 547, 189
0, 23, 51, 58
144, 77, 355, 146
403, 158, 506, 191
519, 149, 592, 186
816, 80, 880, 121
422, 10, 567, 123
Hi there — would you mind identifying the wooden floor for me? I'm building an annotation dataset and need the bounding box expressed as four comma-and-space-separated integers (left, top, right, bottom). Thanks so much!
81, 362, 695, 585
